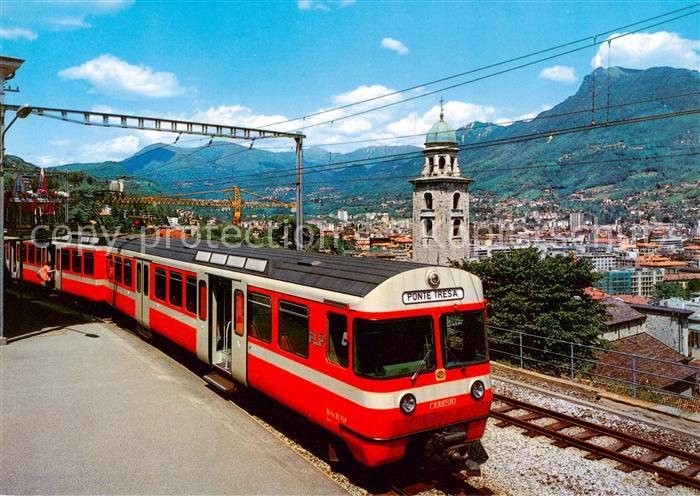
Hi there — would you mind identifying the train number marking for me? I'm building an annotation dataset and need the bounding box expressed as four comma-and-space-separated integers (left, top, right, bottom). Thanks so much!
326, 407, 347, 424
402, 287, 464, 305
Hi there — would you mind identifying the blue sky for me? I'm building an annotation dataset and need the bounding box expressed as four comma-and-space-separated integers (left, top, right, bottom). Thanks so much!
1, 0, 698, 166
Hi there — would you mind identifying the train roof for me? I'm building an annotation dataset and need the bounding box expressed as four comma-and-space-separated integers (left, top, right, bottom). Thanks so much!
100, 236, 431, 298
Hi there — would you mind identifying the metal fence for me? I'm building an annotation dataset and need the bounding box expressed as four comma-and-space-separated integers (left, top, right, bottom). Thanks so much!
487, 326, 700, 413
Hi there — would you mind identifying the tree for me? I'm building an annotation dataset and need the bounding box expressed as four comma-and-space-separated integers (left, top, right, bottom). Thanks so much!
452, 247, 606, 374
687, 279, 700, 294
654, 282, 688, 299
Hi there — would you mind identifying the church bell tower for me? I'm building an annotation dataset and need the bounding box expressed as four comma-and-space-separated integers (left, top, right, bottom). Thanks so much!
411, 105, 472, 265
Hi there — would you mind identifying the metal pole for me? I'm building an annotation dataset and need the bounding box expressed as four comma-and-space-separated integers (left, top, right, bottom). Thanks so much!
519, 332, 524, 368
0, 88, 6, 345
570, 343, 575, 379
64, 173, 68, 224
294, 136, 304, 251
632, 355, 637, 398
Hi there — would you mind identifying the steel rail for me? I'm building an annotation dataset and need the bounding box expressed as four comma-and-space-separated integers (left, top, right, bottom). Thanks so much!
491, 394, 700, 489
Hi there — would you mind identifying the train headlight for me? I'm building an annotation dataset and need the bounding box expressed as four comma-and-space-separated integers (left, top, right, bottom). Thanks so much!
399, 393, 417, 414
471, 380, 485, 400
427, 270, 440, 288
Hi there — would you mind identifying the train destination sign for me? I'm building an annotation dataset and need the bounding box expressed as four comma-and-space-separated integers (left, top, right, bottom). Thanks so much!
402, 287, 464, 305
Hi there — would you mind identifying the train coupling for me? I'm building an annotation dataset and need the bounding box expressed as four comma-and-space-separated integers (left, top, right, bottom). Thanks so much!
424, 429, 488, 476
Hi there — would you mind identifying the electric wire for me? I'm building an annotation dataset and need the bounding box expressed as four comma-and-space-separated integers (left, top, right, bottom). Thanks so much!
254, 3, 700, 130
164, 91, 700, 183
174, 107, 700, 190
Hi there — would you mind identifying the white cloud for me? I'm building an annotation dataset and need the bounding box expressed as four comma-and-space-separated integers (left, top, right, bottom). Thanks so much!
495, 104, 553, 126
297, 0, 354, 10
381, 37, 409, 55
387, 101, 496, 139
332, 84, 401, 106
78, 136, 141, 162
49, 139, 71, 147
86, 0, 134, 13
58, 55, 187, 99
538, 65, 577, 83
0, 27, 38, 41
191, 105, 290, 130
50, 17, 92, 30
592, 31, 699, 70
297, 0, 329, 11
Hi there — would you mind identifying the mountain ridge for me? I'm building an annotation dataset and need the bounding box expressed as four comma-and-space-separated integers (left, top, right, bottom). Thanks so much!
46, 66, 700, 211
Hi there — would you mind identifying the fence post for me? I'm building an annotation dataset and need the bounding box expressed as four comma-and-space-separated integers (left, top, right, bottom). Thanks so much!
570, 343, 575, 379
519, 333, 524, 368
632, 355, 637, 398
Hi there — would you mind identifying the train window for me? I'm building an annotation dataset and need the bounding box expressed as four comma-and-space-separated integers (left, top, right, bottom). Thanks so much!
198, 280, 207, 321
440, 311, 489, 369
136, 264, 142, 293
143, 264, 149, 296
185, 276, 197, 314
61, 250, 70, 272
327, 313, 348, 367
154, 268, 166, 301
107, 256, 114, 281
169, 271, 183, 308
28, 245, 35, 264
115, 257, 123, 284
234, 290, 244, 336
247, 293, 271, 343
83, 252, 95, 276
278, 301, 309, 359
124, 259, 133, 288
72, 250, 83, 274
353, 316, 435, 379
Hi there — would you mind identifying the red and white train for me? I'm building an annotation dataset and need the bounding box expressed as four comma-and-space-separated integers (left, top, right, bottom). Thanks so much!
5, 234, 491, 470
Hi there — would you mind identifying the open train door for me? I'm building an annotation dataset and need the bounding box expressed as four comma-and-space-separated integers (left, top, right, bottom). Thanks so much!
209, 275, 247, 386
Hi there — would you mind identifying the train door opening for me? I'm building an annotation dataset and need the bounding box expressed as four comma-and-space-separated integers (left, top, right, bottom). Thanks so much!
210, 275, 247, 385
211, 276, 233, 374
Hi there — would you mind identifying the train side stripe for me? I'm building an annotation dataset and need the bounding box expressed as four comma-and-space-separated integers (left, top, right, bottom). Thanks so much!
248, 342, 491, 410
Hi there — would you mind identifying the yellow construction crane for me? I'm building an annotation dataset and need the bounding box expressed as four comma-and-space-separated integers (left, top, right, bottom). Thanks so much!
109, 185, 295, 225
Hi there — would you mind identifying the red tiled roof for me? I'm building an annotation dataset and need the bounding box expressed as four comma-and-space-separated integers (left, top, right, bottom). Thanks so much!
594, 333, 697, 391
616, 294, 652, 305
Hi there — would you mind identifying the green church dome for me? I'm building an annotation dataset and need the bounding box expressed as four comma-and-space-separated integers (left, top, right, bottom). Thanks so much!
425, 114, 456, 144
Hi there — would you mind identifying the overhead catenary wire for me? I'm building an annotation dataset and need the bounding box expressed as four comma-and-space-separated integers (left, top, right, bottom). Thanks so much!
27, 4, 699, 176
292, 152, 700, 189
164, 91, 700, 183
254, 3, 700, 130
177, 107, 700, 190
287, 9, 700, 133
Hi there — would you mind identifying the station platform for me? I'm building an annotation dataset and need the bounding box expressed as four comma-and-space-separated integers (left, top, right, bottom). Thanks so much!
0, 316, 345, 495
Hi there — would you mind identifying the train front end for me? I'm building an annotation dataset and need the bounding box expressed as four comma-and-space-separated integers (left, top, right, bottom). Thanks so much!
337, 266, 491, 471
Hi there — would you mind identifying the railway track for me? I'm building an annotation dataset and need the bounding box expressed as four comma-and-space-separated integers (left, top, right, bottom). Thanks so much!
491, 394, 700, 490
387, 473, 493, 495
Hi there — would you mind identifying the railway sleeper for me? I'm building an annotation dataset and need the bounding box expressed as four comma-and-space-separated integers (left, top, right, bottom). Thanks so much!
584, 441, 631, 460
616, 452, 666, 473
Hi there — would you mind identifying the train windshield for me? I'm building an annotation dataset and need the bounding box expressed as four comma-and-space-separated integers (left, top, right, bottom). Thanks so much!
440, 310, 488, 368
353, 316, 435, 379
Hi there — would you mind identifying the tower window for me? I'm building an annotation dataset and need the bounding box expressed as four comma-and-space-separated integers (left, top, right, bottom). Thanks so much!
424, 218, 433, 238
453, 219, 462, 238
439, 156, 446, 169
424, 192, 433, 210
453, 192, 460, 210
